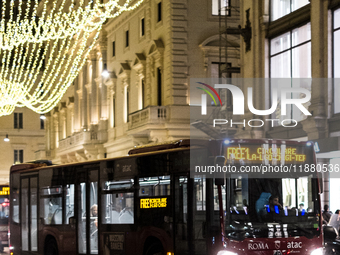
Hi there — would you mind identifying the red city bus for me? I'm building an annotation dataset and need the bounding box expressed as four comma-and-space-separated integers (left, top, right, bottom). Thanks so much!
9, 139, 323, 255
0, 186, 10, 253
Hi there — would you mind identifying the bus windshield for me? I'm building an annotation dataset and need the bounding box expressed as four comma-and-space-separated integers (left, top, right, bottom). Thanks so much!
223, 141, 320, 239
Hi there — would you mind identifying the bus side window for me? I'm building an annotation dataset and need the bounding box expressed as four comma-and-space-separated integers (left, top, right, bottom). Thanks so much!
11, 173, 20, 223
139, 176, 170, 196
65, 184, 75, 224
102, 193, 134, 224
194, 176, 206, 211
39, 168, 63, 225
101, 179, 134, 225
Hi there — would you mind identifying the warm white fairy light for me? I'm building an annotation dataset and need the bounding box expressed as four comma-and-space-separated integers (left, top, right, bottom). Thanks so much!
0, 0, 144, 117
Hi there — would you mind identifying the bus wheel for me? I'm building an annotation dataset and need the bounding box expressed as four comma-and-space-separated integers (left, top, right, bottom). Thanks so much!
45, 239, 58, 255
145, 242, 164, 255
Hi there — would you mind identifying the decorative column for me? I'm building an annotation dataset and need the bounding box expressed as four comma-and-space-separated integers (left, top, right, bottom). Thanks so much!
73, 76, 80, 132
301, 0, 328, 140
90, 52, 98, 124
82, 66, 88, 130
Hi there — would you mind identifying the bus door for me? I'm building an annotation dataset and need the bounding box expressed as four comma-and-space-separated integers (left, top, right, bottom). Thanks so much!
192, 176, 209, 255
20, 174, 38, 253
76, 169, 98, 255
173, 175, 189, 254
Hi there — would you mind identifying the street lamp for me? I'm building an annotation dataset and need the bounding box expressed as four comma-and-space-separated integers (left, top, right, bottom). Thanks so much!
4, 134, 9, 142
102, 63, 109, 78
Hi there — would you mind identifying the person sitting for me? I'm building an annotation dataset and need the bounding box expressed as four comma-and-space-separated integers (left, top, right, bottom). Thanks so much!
90, 204, 98, 235
323, 204, 332, 225
328, 209, 340, 237
299, 203, 304, 211
269, 195, 283, 211
255, 192, 271, 221
256, 193, 283, 221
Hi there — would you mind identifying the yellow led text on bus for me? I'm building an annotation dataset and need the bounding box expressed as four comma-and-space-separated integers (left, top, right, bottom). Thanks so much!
140, 198, 167, 209
0, 187, 10, 195
226, 147, 306, 162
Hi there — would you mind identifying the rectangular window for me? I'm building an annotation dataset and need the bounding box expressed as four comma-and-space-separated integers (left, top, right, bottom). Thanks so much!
139, 176, 170, 196
157, 2, 162, 22
14, 150, 24, 164
40, 186, 63, 225
212, 0, 229, 16
270, 23, 311, 78
195, 176, 206, 211
141, 18, 145, 37
11, 173, 20, 223
101, 179, 134, 224
14, 113, 23, 129
112, 41, 115, 57
334, 8, 340, 113
270, 23, 311, 123
125, 30, 129, 47
271, 0, 309, 21
65, 184, 74, 224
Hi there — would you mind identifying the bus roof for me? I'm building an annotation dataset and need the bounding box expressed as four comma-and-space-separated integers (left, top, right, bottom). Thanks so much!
10, 139, 313, 173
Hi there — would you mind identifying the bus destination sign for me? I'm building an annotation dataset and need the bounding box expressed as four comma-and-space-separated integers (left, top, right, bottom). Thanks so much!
226, 146, 307, 163
0, 187, 9, 196
140, 198, 167, 209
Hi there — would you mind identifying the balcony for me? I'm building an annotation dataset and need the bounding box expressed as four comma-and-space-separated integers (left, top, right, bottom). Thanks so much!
58, 130, 101, 151
129, 106, 168, 130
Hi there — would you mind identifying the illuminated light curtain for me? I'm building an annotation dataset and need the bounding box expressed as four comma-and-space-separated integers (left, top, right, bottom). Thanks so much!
0, 0, 144, 117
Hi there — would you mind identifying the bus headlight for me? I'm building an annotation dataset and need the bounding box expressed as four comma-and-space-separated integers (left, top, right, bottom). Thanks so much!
310, 248, 323, 255
217, 251, 237, 255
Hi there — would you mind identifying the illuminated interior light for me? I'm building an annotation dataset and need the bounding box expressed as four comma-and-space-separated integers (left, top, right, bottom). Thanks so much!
224, 139, 231, 145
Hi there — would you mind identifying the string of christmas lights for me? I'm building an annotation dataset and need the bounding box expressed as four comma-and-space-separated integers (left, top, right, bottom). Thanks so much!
0, 0, 144, 117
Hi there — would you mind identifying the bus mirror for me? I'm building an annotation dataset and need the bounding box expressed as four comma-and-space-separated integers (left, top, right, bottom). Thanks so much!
214, 156, 225, 167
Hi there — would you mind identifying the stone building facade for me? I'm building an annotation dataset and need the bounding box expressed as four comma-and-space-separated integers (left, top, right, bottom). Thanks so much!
0, 108, 45, 184
43, 0, 241, 162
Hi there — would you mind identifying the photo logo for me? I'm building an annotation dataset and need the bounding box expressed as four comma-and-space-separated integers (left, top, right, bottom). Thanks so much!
196, 82, 222, 115
196, 83, 312, 128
